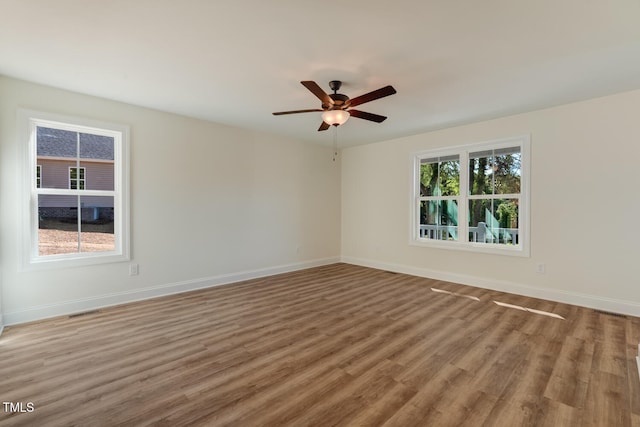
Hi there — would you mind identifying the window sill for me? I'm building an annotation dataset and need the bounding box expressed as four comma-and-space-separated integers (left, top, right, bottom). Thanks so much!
22, 252, 130, 272
410, 238, 530, 257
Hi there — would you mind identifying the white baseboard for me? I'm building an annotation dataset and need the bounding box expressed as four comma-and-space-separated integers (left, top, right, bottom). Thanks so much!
3, 257, 340, 326
341, 256, 640, 317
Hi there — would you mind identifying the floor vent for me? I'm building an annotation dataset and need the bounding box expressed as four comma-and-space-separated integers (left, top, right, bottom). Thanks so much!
593, 309, 627, 318
68, 310, 101, 318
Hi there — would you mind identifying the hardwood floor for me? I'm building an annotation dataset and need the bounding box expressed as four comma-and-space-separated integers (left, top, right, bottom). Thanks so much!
1, 263, 639, 426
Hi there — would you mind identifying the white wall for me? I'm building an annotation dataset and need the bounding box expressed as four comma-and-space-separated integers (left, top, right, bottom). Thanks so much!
0, 76, 341, 324
341, 89, 640, 315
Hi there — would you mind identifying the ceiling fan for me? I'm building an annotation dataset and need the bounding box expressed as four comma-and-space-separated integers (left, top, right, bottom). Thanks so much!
272, 80, 397, 131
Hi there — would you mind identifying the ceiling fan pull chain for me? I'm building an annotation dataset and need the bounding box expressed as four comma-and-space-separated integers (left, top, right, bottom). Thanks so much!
332, 126, 338, 162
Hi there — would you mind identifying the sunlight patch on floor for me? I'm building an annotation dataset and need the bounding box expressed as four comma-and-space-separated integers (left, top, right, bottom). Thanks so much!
431, 288, 480, 301
493, 300, 565, 319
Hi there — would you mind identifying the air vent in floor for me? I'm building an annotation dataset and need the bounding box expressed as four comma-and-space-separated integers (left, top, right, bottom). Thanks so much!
68, 310, 101, 318
593, 309, 627, 318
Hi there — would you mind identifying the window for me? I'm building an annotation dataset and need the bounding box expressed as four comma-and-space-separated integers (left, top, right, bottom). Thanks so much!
418, 154, 460, 241
411, 135, 530, 256
20, 109, 130, 268
69, 167, 86, 189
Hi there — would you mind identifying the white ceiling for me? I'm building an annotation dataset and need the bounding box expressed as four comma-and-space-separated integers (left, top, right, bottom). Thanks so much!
2, 1, 640, 147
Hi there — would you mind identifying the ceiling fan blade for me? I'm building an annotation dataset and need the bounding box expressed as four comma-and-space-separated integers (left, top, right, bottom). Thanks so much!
348, 109, 387, 123
272, 109, 323, 115
348, 85, 396, 108
318, 121, 330, 131
301, 81, 334, 106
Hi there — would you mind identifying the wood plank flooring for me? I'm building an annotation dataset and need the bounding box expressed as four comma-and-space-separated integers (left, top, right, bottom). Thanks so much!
1, 263, 639, 426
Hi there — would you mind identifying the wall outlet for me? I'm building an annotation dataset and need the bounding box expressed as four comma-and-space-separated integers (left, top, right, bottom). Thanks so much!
129, 264, 139, 276
535, 263, 545, 274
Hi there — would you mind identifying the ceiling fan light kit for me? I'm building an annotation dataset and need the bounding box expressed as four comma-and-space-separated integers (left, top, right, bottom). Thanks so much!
273, 80, 396, 132
322, 109, 350, 126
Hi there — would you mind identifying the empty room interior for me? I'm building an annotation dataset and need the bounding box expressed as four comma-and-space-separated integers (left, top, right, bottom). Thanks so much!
1, 1, 640, 426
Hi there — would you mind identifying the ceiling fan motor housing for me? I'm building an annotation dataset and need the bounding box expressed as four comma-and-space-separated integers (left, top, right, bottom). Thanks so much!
325, 80, 350, 110
327, 93, 349, 109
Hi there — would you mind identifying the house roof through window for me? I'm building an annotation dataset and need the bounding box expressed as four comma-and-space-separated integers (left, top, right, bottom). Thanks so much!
37, 127, 114, 161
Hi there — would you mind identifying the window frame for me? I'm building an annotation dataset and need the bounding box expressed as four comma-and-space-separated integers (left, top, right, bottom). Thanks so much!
19, 109, 130, 270
410, 135, 530, 257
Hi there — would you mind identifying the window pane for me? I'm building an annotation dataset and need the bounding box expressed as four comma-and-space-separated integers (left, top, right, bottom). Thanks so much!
37, 126, 78, 158
37, 127, 79, 190
468, 153, 492, 195
420, 156, 460, 196
494, 152, 521, 194
38, 194, 79, 256
439, 159, 460, 196
469, 147, 521, 195
80, 196, 115, 253
419, 200, 458, 241
420, 163, 437, 196
80, 133, 115, 191
37, 195, 116, 255
468, 198, 519, 245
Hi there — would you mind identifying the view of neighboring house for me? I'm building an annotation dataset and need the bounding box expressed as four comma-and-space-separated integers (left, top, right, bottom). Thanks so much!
36, 126, 115, 222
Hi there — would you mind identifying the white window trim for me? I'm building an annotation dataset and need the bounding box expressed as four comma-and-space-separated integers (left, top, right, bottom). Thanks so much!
19, 109, 130, 270
410, 134, 530, 257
